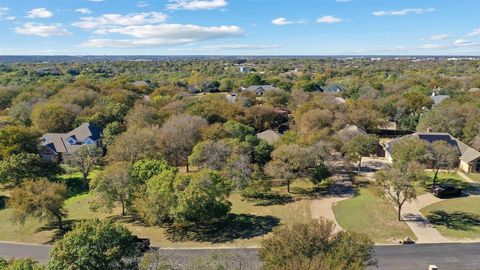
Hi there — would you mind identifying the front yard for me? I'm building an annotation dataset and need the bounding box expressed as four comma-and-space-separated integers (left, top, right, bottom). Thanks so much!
416, 172, 473, 195
332, 187, 416, 243
421, 197, 480, 240
0, 177, 314, 247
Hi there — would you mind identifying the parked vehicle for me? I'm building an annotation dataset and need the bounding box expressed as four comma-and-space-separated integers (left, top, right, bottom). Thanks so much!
431, 183, 462, 198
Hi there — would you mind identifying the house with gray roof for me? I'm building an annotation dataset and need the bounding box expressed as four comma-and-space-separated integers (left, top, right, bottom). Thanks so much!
257, 129, 282, 145
430, 92, 449, 106
40, 123, 102, 162
384, 132, 480, 173
321, 85, 343, 94
241, 85, 279, 96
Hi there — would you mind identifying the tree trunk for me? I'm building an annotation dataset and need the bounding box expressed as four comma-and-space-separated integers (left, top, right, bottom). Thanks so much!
433, 168, 439, 188
82, 172, 89, 190
287, 179, 291, 193
57, 215, 63, 230
120, 199, 125, 216
397, 204, 402, 221
357, 157, 362, 175
186, 161, 189, 173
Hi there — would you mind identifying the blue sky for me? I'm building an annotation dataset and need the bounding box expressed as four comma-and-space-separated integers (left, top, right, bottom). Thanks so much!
0, 0, 479, 55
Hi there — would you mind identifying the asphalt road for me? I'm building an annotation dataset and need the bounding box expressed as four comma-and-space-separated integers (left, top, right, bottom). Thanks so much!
2, 242, 480, 269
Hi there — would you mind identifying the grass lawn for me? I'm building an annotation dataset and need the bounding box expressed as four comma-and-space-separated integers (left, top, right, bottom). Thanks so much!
467, 173, 480, 183
333, 188, 416, 243
416, 172, 471, 195
0, 180, 313, 247
421, 197, 480, 240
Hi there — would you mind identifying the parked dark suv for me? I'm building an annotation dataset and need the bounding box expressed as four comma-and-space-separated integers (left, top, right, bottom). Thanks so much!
432, 183, 462, 198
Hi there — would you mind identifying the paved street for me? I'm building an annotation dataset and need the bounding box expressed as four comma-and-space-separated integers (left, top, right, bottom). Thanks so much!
2, 242, 480, 269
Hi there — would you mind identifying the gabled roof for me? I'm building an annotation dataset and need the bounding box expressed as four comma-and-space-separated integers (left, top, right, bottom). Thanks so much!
386, 132, 480, 163
42, 123, 102, 154
431, 95, 449, 105
243, 85, 278, 93
321, 85, 343, 93
257, 129, 282, 144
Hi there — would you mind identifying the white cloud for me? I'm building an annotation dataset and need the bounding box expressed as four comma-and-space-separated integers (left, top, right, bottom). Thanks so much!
204, 44, 282, 50
5, 16, 15, 20
453, 39, 472, 46
272, 17, 292, 26
373, 8, 435, 16
429, 34, 449, 40
0, 7, 8, 15
73, 12, 168, 29
27, 8, 53, 18
137, 1, 149, 7
467, 28, 480, 37
419, 44, 448, 50
14, 23, 71, 37
317, 15, 343, 24
80, 23, 243, 47
167, 0, 227, 10
75, 8, 92, 14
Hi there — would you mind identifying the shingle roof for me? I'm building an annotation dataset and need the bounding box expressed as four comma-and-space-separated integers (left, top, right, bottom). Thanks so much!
257, 129, 282, 144
244, 85, 278, 93
42, 123, 102, 154
386, 132, 480, 163
431, 95, 449, 105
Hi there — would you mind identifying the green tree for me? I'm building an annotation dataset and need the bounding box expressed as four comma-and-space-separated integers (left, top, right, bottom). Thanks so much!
131, 159, 174, 185
259, 219, 376, 270
9, 179, 67, 230
134, 168, 177, 226
172, 170, 232, 224
91, 162, 133, 216
391, 137, 429, 169
64, 145, 103, 189
0, 257, 43, 270
311, 163, 332, 186
101, 121, 126, 146
223, 121, 255, 141
375, 162, 424, 221
243, 73, 264, 86
47, 220, 136, 270
0, 126, 39, 160
31, 103, 75, 133
265, 144, 317, 193
429, 141, 458, 188
0, 153, 61, 187
344, 134, 379, 175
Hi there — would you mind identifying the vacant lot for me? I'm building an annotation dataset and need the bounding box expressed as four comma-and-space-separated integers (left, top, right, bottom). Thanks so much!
0, 179, 313, 247
421, 197, 480, 240
333, 188, 416, 243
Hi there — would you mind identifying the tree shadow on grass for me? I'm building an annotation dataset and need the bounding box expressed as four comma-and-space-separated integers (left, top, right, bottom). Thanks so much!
37, 219, 83, 244
0, 195, 7, 210
426, 210, 480, 231
247, 193, 295, 206
166, 214, 280, 244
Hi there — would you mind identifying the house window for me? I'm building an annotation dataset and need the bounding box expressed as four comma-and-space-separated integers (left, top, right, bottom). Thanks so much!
476, 160, 480, 172
67, 137, 77, 145
85, 138, 94, 145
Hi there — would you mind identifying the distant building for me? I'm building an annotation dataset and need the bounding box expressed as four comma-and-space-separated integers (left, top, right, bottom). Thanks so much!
187, 86, 201, 94
430, 92, 449, 106
257, 129, 282, 145
240, 66, 250, 73
384, 132, 480, 173
226, 93, 238, 103
131, 80, 150, 88
241, 85, 280, 96
321, 85, 343, 94
40, 123, 102, 163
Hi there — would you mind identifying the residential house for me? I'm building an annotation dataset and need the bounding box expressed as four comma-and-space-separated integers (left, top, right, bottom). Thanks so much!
257, 129, 282, 145
241, 85, 280, 96
384, 132, 480, 173
240, 66, 250, 73
226, 93, 238, 103
430, 92, 449, 106
321, 85, 343, 94
40, 123, 102, 163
